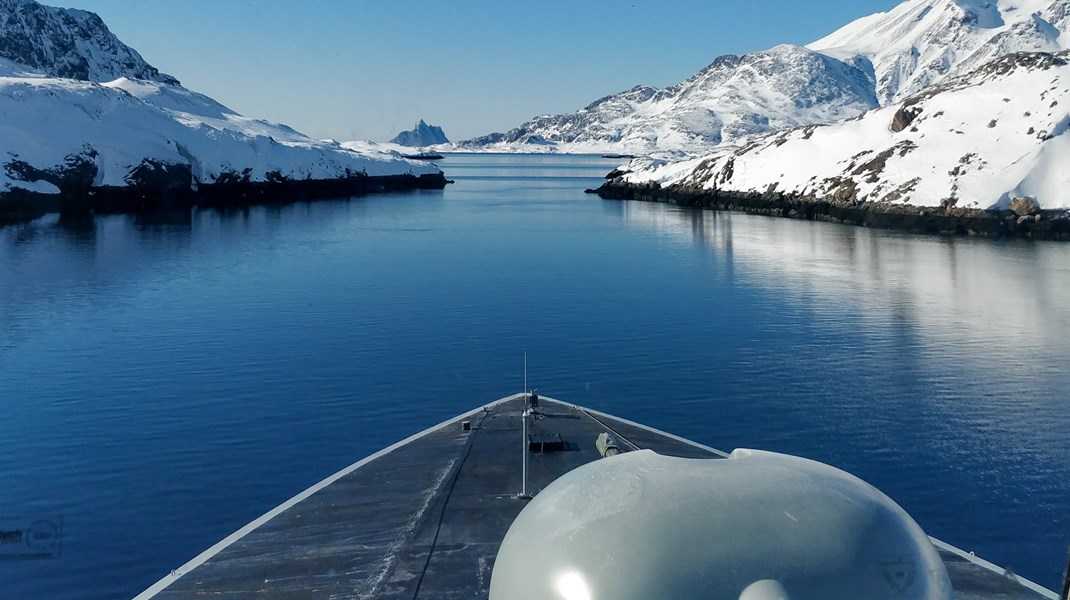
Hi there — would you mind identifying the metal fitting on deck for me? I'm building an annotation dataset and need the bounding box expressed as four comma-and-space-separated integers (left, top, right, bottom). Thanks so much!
596, 432, 620, 458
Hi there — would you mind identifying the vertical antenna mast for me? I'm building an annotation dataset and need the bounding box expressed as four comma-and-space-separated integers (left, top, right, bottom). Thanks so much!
519, 352, 531, 499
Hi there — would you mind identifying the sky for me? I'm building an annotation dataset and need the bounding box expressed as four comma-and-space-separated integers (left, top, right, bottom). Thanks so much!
68, 0, 901, 143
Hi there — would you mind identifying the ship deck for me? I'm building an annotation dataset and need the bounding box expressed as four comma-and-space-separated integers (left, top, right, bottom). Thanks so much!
137, 395, 1057, 600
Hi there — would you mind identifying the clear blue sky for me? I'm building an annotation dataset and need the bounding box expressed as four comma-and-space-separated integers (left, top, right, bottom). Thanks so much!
69, 0, 900, 142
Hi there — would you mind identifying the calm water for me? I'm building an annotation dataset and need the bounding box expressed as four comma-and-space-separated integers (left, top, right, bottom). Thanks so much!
1, 154, 1069, 599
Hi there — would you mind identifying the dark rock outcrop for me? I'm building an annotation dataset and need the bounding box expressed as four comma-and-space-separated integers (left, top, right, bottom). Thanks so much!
594, 178, 1070, 240
0, 170, 449, 226
4, 147, 98, 192
890, 105, 922, 132
1009, 196, 1042, 216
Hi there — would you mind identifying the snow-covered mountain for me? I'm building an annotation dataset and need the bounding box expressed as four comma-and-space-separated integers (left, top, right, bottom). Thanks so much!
0, 0, 177, 83
461, 0, 1070, 154
0, 0, 440, 221
614, 51, 1070, 211
808, 0, 1069, 105
458, 45, 878, 154
389, 119, 449, 147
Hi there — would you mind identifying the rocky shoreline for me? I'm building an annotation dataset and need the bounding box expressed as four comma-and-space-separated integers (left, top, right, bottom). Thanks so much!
591, 179, 1070, 241
0, 171, 450, 226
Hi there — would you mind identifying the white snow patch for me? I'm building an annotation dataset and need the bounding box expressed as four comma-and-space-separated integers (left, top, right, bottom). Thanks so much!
5, 178, 60, 194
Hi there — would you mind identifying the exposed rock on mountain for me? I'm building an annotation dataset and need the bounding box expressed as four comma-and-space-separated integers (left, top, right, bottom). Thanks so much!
462, 0, 1070, 154
390, 119, 449, 146
0, 0, 177, 83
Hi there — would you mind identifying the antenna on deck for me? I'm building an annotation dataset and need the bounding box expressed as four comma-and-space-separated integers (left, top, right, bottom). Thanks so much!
517, 352, 532, 500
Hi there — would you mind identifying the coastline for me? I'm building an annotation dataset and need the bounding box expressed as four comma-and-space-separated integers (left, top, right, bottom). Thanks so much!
0, 172, 450, 227
592, 178, 1070, 241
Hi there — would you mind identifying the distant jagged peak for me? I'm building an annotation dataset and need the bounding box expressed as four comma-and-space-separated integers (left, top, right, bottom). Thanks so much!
0, 0, 179, 84
389, 119, 450, 147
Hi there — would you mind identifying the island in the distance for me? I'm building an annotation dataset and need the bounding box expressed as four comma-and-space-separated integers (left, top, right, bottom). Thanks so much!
0, 0, 447, 226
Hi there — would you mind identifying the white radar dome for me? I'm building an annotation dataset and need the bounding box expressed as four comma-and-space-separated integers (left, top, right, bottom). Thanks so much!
489, 449, 953, 600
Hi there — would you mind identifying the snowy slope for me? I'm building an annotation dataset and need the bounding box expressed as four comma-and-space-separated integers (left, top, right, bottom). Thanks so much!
0, 1, 437, 200
462, 0, 1070, 155
0, 67, 438, 196
621, 51, 1070, 210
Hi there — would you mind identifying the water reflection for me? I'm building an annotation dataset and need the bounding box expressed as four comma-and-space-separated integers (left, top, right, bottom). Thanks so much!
621, 202, 1070, 366
132, 207, 194, 231
1, 196, 453, 350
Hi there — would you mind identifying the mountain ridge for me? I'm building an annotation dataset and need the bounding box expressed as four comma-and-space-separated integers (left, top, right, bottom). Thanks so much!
459, 0, 1070, 155
456, 44, 879, 154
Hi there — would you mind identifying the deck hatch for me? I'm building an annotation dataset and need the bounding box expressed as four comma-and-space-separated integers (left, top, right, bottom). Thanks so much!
528, 432, 565, 453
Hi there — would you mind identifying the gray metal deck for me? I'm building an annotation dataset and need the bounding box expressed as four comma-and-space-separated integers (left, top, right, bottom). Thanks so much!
136, 395, 1056, 600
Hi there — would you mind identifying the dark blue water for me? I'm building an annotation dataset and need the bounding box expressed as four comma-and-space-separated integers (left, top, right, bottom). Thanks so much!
1, 154, 1068, 599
